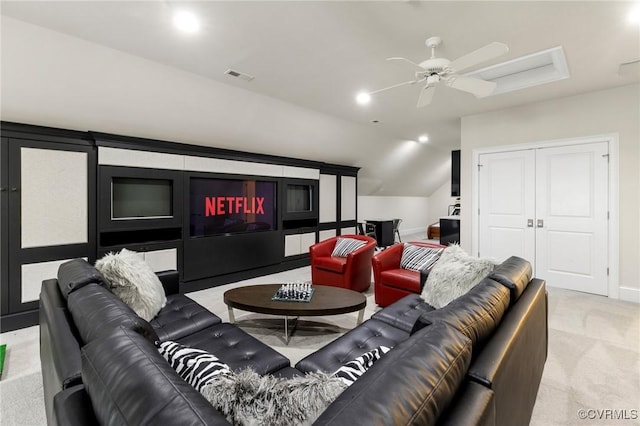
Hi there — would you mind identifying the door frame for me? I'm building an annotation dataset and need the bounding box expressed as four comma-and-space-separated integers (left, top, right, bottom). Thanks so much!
471, 133, 619, 299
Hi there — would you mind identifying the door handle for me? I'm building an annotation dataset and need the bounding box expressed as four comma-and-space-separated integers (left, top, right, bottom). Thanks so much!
537, 219, 544, 228
527, 219, 534, 228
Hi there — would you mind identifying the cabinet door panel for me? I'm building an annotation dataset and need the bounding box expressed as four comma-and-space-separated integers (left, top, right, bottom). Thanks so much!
20, 148, 88, 248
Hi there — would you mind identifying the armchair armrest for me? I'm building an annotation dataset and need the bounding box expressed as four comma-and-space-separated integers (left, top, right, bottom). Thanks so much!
155, 270, 179, 296
372, 243, 403, 272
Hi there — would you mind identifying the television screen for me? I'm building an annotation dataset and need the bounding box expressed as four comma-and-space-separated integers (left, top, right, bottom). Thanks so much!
190, 177, 276, 237
112, 177, 173, 219
286, 184, 312, 212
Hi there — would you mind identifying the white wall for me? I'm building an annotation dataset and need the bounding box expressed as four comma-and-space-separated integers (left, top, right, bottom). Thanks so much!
426, 179, 458, 227
461, 84, 640, 301
357, 196, 429, 237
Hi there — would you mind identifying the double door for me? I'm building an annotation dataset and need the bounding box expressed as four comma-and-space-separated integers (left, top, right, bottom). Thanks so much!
478, 142, 609, 295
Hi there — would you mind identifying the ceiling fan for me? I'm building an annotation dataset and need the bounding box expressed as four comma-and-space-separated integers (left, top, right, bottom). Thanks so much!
364, 37, 509, 107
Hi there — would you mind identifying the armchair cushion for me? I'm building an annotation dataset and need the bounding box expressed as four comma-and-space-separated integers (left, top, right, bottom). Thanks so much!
331, 237, 366, 257
381, 269, 421, 293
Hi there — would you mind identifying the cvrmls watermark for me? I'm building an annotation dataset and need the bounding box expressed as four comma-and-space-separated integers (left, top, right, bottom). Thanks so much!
577, 408, 638, 420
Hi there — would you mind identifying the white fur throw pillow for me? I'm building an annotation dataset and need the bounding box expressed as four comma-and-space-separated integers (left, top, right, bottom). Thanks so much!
201, 368, 347, 426
420, 245, 497, 309
95, 248, 166, 321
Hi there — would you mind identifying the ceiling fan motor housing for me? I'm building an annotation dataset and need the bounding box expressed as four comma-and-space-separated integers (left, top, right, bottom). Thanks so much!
419, 57, 450, 73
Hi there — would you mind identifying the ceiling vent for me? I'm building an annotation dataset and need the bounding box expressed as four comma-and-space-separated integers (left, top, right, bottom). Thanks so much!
224, 69, 255, 82
466, 46, 569, 96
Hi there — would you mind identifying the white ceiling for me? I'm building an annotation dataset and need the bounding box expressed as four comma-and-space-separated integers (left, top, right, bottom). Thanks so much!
2, 1, 639, 196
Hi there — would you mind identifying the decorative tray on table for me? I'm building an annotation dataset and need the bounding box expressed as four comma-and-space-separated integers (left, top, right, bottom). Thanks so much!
272, 282, 315, 303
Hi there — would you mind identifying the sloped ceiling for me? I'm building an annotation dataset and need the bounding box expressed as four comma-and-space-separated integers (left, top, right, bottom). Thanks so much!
1, 1, 639, 196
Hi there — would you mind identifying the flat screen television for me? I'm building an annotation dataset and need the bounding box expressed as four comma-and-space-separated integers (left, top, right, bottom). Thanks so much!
451, 150, 461, 197
286, 184, 312, 213
112, 177, 173, 219
190, 177, 276, 237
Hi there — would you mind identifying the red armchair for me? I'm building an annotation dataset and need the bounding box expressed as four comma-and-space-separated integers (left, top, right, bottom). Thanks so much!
309, 235, 377, 292
372, 242, 445, 307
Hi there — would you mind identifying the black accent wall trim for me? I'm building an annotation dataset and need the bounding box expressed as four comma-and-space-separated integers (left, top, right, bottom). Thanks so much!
1, 137, 9, 315
1, 309, 38, 332
181, 257, 311, 294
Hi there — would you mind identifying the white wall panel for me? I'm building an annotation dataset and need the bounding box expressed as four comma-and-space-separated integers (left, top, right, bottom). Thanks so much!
300, 232, 316, 254
21, 258, 86, 303
319, 229, 336, 242
143, 248, 177, 272
341, 227, 356, 235
340, 176, 357, 221
185, 156, 283, 177
319, 174, 337, 223
21, 148, 88, 248
282, 166, 319, 180
284, 234, 301, 257
99, 147, 184, 170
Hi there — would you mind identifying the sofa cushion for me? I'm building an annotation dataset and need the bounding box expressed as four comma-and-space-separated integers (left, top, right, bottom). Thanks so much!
95, 248, 167, 321
314, 323, 472, 426
331, 237, 366, 257
57, 259, 106, 300
412, 278, 510, 351
157, 340, 231, 392
68, 283, 158, 344
381, 268, 421, 293
150, 294, 222, 341
81, 326, 229, 425
371, 294, 435, 333
296, 319, 410, 374
314, 256, 346, 274
400, 244, 443, 272
178, 323, 290, 375
488, 256, 532, 305
421, 244, 497, 308
333, 345, 391, 386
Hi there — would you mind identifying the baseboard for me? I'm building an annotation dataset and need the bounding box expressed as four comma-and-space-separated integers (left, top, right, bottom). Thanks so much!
618, 286, 640, 303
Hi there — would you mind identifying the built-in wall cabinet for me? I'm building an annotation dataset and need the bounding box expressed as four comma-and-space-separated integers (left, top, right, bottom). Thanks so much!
0, 122, 358, 330
1, 126, 96, 331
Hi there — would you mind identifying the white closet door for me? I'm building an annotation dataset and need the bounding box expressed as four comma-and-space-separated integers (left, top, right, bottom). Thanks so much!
478, 150, 536, 263
535, 142, 609, 295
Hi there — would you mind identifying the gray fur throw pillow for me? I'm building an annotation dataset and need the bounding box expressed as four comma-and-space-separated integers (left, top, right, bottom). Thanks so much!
95, 248, 166, 321
421, 244, 497, 309
200, 369, 347, 426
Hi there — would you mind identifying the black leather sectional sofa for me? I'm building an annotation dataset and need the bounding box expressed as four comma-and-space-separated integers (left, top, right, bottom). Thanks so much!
40, 256, 547, 425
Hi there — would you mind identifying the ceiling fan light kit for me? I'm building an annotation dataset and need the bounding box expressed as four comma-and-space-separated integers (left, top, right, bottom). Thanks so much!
360, 36, 509, 107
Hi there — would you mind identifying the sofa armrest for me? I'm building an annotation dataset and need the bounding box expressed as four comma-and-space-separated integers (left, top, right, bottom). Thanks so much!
155, 270, 179, 296
467, 279, 547, 426
53, 385, 98, 426
438, 381, 496, 426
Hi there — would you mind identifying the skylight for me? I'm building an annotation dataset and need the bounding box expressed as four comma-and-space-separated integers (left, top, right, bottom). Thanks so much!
466, 46, 570, 96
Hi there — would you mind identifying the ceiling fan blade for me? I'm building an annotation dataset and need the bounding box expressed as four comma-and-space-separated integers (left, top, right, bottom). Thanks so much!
618, 59, 640, 78
446, 75, 497, 98
368, 78, 422, 95
450, 42, 509, 73
386, 57, 424, 70
416, 85, 435, 108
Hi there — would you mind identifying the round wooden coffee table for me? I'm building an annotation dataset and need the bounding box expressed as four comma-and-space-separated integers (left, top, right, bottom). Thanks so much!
223, 284, 367, 343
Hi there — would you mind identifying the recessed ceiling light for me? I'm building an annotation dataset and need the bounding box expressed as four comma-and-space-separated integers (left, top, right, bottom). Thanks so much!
628, 5, 640, 24
173, 11, 200, 33
356, 92, 371, 105
418, 135, 429, 143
